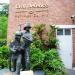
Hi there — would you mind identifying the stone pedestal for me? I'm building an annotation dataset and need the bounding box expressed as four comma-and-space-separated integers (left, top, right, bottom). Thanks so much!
20, 70, 33, 75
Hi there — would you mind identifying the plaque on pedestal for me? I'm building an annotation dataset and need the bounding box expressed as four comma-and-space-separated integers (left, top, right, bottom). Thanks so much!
20, 70, 33, 75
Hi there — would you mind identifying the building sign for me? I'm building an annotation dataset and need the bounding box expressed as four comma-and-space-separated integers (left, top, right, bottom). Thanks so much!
15, 4, 49, 19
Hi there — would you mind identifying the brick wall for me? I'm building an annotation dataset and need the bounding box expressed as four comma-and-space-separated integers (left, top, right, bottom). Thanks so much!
8, 0, 75, 39
48, 0, 75, 24
72, 29, 75, 66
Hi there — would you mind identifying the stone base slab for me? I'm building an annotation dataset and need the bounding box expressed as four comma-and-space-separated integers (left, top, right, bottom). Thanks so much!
20, 70, 33, 75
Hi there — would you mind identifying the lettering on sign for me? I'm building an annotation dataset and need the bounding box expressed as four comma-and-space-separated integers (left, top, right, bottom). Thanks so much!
15, 4, 49, 18
15, 4, 48, 9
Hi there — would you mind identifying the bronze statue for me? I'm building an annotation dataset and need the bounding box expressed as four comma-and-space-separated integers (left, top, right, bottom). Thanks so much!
9, 22, 33, 75
9, 31, 22, 75
22, 22, 33, 70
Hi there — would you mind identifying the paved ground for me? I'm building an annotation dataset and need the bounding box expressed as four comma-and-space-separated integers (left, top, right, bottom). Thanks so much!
0, 69, 10, 75
0, 69, 44, 75
34, 70, 44, 75
0, 68, 75, 75
67, 69, 75, 75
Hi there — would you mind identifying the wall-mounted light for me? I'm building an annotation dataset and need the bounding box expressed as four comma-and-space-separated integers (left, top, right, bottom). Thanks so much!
70, 15, 75, 24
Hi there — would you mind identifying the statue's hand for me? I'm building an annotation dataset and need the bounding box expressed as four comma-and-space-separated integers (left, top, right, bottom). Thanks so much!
12, 50, 16, 53
20, 46, 24, 50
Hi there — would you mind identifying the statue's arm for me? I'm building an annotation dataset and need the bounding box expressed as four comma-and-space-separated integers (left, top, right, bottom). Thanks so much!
9, 43, 16, 53
29, 34, 33, 42
25, 34, 33, 43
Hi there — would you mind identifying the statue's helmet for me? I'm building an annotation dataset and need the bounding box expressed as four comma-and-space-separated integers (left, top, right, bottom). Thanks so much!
15, 31, 22, 36
24, 22, 31, 30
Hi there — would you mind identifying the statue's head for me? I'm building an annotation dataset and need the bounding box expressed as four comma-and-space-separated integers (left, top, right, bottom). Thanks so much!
15, 31, 21, 41
23, 22, 31, 32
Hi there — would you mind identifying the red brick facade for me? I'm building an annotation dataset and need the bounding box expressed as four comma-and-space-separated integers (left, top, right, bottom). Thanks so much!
8, 0, 75, 66
72, 29, 75, 66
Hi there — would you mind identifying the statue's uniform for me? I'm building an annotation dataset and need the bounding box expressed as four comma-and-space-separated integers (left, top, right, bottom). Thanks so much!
22, 31, 33, 70
9, 40, 22, 75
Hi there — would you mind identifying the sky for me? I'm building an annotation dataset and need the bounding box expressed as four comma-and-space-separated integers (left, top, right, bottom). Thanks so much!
0, 0, 9, 3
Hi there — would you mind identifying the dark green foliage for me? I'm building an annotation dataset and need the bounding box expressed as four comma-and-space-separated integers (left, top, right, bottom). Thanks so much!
0, 6, 8, 68
30, 43, 67, 75
0, 46, 9, 68
0, 4, 9, 16
30, 24, 67, 75
48, 37, 58, 49
45, 69, 67, 75
0, 39, 7, 47
0, 16, 8, 38
0, 39, 8, 69
47, 25, 58, 49
44, 49, 67, 75
30, 44, 45, 70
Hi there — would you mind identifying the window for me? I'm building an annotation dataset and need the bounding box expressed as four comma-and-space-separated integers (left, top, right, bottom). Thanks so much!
57, 29, 63, 35
65, 29, 71, 35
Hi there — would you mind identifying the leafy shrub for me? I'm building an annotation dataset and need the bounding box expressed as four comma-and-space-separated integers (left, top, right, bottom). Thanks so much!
33, 24, 45, 40
45, 69, 67, 75
30, 44, 45, 70
30, 44, 67, 75
46, 25, 58, 49
0, 39, 7, 47
44, 49, 67, 75
30, 24, 67, 75
32, 38, 43, 49
48, 38, 58, 49
0, 16, 8, 38
0, 46, 9, 68
33, 24, 58, 49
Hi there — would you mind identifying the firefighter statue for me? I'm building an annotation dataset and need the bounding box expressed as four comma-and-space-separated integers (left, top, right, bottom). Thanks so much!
22, 22, 33, 70
9, 31, 22, 75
